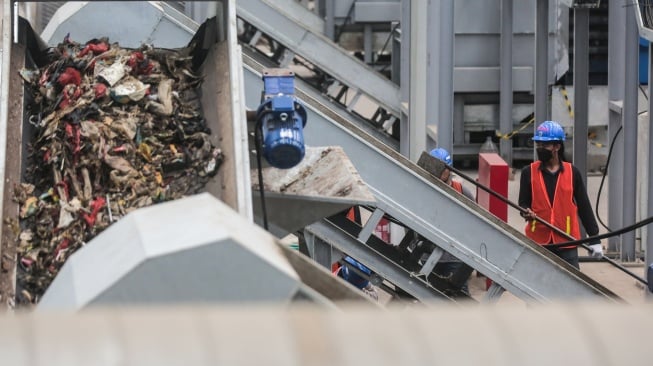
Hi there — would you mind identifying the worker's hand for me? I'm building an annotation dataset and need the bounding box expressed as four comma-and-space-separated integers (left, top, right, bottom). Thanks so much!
520, 208, 536, 221
589, 244, 603, 258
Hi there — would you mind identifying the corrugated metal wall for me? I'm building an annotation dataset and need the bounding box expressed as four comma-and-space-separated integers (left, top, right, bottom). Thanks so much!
36, 2, 188, 34
37, 2, 65, 33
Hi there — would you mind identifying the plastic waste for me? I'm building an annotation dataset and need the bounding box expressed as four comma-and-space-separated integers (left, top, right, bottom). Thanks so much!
14, 35, 224, 306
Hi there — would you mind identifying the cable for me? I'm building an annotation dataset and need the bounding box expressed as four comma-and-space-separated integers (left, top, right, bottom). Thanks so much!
548, 216, 653, 248
595, 126, 622, 232
438, 160, 649, 285
376, 23, 398, 63
377, 23, 400, 72
254, 120, 269, 230
334, 3, 356, 43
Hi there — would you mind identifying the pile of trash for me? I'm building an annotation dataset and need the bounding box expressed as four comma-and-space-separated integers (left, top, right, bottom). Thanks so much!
14, 36, 223, 304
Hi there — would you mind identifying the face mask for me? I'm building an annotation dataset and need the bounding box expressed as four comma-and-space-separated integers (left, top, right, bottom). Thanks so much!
536, 147, 553, 162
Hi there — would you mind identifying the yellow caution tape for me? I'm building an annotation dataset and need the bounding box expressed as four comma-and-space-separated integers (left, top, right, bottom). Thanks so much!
495, 117, 535, 140
560, 85, 574, 119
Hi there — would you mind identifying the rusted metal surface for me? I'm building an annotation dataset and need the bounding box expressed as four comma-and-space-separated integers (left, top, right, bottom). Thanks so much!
251, 146, 376, 236
255, 146, 373, 200
0, 37, 25, 311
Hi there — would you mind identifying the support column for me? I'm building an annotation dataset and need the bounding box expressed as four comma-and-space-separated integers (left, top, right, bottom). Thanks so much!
454, 95, 465, 146
573, 7, 589, 182
648, 43, 653, 297
607, 0, 625, 253
622, 4, 639, 262
324, 0, 335, 40
500, 0, 514, 166
535, 0, 550, 136
424, 0, 439, 154
391, 24, 401, 84
399, 0, 411, 157
364, 24, 373, 64
437, 0, 454, 153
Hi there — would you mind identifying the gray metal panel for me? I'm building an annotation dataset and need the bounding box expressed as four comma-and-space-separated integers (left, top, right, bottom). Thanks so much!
41, 2, 197, 49
243, 62, 619, 302
456, 36, 536, 67
353, 2, 400, 22
38, 194, 302, 310
236, 0, 401, 117
454, 0, 538, 34
454, 67, 533, 93
92, 242, 298, 306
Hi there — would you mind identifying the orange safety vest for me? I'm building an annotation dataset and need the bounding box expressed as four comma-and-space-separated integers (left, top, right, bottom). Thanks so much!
525, 161, 580, 246
450, 180, 463, 194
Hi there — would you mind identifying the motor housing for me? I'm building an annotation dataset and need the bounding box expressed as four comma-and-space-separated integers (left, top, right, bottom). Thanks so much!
256, 71, 307, 169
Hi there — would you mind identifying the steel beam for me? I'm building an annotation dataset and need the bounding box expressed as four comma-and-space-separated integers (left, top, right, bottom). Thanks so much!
364, 24, 373, 64
425, 0, 439, 153
237, 0, 401, 118
573, 7, 589, 181
324, 0, 334, 40
535, 0, 549, 133
305, 220, 449, 303
353, 2, 400, 23
438, 0, 454, 153
500, 0, 514, 165
622, 3, 639, 262
391, 26, 400, 84
649, 42, 653, 295
358, 208, 385, 242
607, 0, 625, 253
399, 0, 410, 157
304, 231, 333, 269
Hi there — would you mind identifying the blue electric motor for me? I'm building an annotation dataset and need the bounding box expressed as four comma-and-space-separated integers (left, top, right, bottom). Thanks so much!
256, 70, 307, 169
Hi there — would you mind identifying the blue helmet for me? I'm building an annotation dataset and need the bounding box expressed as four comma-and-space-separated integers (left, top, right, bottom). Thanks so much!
338, 256, 372, 289
429, 147, 452, 166
533, 121, 566, 142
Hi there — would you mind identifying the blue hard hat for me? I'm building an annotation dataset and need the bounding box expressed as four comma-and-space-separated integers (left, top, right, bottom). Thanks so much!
339, 256, 372, 289
429, 148, 452, 166
533, 121, 566, 142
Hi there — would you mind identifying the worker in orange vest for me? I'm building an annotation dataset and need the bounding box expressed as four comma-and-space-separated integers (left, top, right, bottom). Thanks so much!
429, 148, 475, 294
518, 121, 603, 268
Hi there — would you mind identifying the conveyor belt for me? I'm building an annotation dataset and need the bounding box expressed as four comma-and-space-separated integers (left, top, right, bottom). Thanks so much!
236, 0, 400, 119
242, 52, 621, 303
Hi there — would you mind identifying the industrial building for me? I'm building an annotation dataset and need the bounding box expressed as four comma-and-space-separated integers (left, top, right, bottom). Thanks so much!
1, 1, 652, 364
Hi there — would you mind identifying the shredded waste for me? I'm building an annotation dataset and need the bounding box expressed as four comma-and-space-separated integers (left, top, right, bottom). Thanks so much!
14, 36, 223, 305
